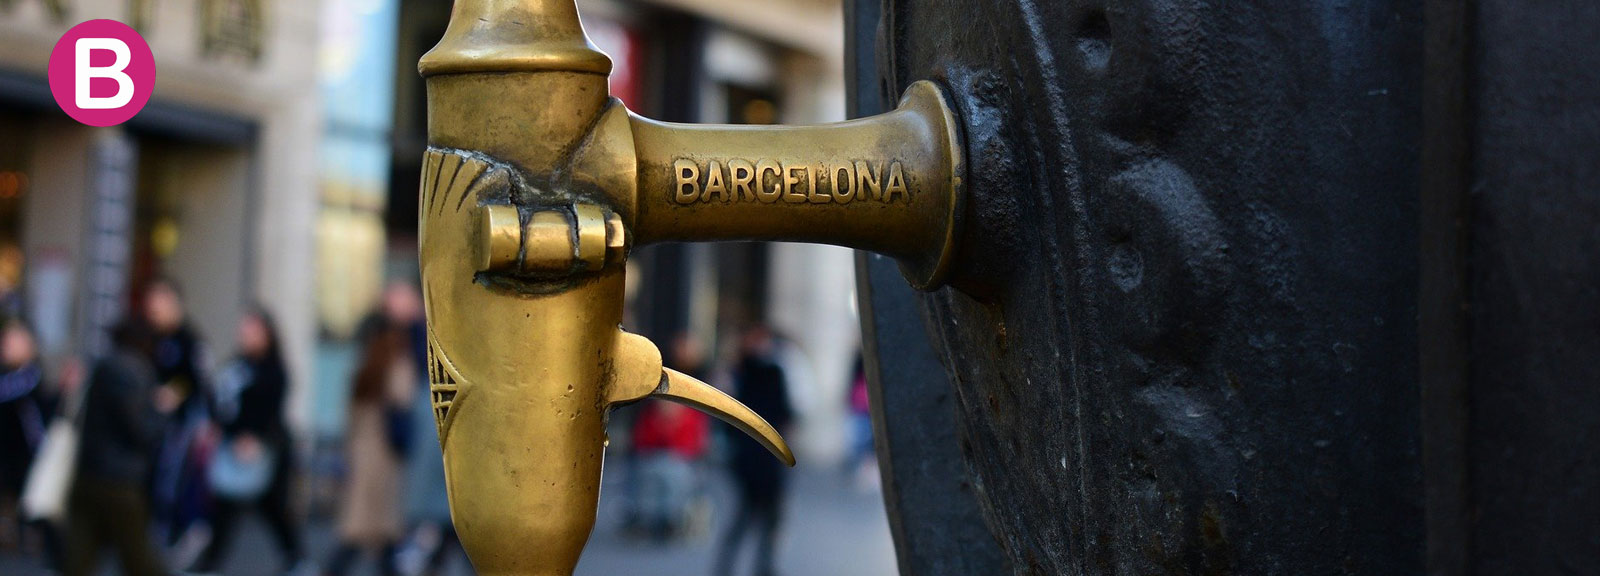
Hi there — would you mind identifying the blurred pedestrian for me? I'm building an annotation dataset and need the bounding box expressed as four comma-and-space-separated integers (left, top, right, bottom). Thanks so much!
323, 321, 414, 576
65, 321, 176, 576
144, 279, 206, 406
189, 306, 305, 574
141, 278, 212, 546
630, 334, 710, 543
632, 401, 709, 542
0, 319, 46, 549
844, 352, 877, 490
713, 324, 795, 576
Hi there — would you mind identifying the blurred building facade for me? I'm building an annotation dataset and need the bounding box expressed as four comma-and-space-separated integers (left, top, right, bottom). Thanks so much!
0, 0, 861, 463
0, 0, 321, 429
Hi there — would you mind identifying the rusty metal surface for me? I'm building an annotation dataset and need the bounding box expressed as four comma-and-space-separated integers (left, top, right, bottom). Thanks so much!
864, 0, 1600, 574
872, 1, 1425, 573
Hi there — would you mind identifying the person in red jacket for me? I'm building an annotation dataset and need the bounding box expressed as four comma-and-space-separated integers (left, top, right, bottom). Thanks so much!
629, 335, 710, 542
633, 401, 709, 462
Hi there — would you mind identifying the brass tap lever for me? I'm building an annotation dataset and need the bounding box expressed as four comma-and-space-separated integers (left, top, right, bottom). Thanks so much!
418, 0, 961, 573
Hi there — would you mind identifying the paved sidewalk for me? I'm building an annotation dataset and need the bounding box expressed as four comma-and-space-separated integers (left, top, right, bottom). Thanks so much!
578, 463, 898, 576
0, 462, 897, 575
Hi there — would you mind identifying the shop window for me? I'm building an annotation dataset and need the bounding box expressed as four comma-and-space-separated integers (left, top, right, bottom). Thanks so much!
0, 108, 36, 317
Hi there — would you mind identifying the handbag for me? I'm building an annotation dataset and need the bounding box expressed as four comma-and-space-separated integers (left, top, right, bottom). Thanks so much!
21, 378, 88, 524
20, 417, 79, 522
207, 438, 278, 500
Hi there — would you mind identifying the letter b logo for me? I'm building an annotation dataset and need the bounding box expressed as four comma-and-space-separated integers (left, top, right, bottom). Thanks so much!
49, 20, 155, 127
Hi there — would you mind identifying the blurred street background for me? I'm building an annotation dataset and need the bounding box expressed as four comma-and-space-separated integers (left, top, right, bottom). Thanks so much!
0, 0, 893, 574
0, 464, 895, 576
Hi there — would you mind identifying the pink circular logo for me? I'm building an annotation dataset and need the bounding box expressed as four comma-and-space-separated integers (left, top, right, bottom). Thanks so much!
48, 19, 156, 127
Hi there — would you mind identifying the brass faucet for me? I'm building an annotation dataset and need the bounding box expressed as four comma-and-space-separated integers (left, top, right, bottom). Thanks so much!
418, 1, 963, 573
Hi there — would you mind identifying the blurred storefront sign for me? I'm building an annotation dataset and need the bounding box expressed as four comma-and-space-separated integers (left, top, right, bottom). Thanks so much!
77, 132, 135, 359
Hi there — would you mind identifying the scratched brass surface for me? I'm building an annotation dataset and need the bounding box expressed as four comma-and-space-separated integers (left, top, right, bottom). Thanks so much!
419, 1, 962, 574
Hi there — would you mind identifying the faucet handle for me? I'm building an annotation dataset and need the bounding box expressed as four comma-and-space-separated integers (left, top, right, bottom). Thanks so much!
476, 203, 628, 276
607, 331, 796, 466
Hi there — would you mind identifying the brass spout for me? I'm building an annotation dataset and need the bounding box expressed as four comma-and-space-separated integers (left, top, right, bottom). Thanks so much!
419, 0, 962, 573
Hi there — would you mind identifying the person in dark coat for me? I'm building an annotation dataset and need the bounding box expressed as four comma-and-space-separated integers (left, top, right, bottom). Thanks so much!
146, 280, 206, 403
714, 324, 795, 576
65, 321, 176, 576
0, 318, 45, 545
0, 317, 55, 566
141, 278, 211, 544
190, 306, 304, 573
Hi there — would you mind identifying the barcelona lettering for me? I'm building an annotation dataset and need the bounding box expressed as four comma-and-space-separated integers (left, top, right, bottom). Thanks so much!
671, 158, 910, 205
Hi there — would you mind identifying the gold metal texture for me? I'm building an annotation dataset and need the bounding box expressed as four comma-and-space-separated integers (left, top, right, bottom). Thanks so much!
418, 1, 963, 573
629, 80, 964, 289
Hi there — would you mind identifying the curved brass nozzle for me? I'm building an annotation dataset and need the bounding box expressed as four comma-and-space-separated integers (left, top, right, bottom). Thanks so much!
606, 332, 795, 466
659, 368, 797, 467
